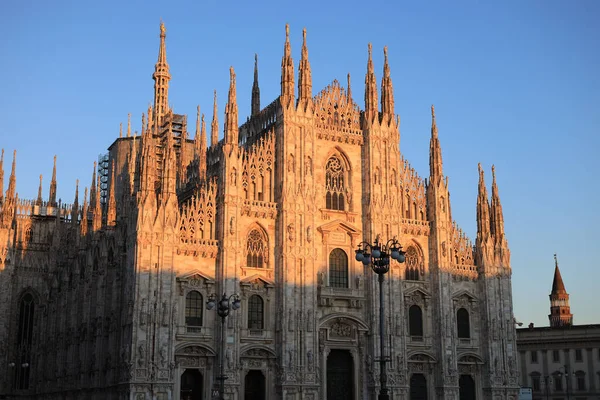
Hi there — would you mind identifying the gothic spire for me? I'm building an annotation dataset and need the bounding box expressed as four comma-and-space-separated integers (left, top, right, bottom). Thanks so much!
107, 161, 117, 227
80, 187, 88, 236
211, 90, 219, 148
297, 27, 312, 107
153, 20, 171, 125
0, 149, 4, 202
476, 163, 491, 241
251, 54, 260, 116
195, 105, 202, 151
127, 113, 131, 137
280, 24, 295, 107
49, 155, 57, 206
89, 161, 97, 207
6, 150, 16, 201
199, 113, 207, 179
490, 165, 505, 242
347, 73, 352, 103
92, 172, 102, 231
72, 179, 79, 219
364, 43, 378, 121
429, 105, 443, 184
224, 66, 239, 145
141, 112, 146, 137
36, 174, 43, 205
380, 46, 395, 118
119, 122, 123, 138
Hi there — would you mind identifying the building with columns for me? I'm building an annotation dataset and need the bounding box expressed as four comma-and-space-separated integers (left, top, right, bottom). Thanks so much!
517, 257, 600, 400
0, 22, 519, 400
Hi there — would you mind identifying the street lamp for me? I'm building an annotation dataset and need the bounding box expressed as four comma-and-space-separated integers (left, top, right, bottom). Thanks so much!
557, 365, 572, 400
543, 375, 551, 400
206, 293, 241, 400
355, 237, 406, 400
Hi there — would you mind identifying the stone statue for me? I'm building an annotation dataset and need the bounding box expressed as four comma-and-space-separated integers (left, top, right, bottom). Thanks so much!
287, 223, 295, 242
307, 349, 314, 371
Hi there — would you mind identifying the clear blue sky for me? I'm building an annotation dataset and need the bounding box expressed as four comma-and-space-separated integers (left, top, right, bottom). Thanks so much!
1, 0, 598, 326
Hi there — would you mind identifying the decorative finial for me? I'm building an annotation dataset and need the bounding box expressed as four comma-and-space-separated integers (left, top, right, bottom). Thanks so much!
160, 20, 166, 37
285, 23, 290, 39
384, 45, 388, 59
255, 53, 258, 64
431, 105, 435, 119
492, 164, 496, 180
478, 162, 482, 173
119, 123, 123, 138
554, 253, 558, 266
368, 43, 372, 57
303, 27, 307, 42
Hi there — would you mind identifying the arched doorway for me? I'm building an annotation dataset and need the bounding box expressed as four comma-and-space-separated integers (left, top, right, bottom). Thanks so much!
459, 374, 476, 400
326, 349, 354, 400
180, 369, 203, 400
244, 369, 266, 400
410, 373, 427, 400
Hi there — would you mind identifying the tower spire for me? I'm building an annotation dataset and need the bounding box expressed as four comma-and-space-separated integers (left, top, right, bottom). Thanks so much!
107, 160, 117, 227
364, 43, 378, 121
490, 165, 505, 242
280, 24, 295, 107
0, 149, 4, 202
251, 54, 260, 116
224, 66, 239, 145
380, 46, 395, 118
429, 105, 443, 184
6, 150, 16, 201
211, 90, 219, 148
347, 73, 352, 103
49, 155, 57, 206
297, 27, 312, 108
36, 174, 43, 205
89, 162, 97, 207
195, 105, 202, 151
476, 163, 491, 242
549, 254, 573, 327
80, 187, 88, 236
92, 172, 102, 231
153, 20, 171, 125
71, 179, 79, 220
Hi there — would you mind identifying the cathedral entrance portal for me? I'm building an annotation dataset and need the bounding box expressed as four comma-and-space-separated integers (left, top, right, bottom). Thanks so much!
326, 349, 354, 400
459, 374, 476, 400
244, 369, 266, 400
180, 369, 203, 400
410, 373, 427, 400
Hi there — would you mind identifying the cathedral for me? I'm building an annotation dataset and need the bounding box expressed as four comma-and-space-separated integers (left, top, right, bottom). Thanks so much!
0, 22, 520, 400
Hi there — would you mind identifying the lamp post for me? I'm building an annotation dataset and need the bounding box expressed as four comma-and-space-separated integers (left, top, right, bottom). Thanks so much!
206, 293, 241, 400
557, 365, 571, 400
355, 237, 406, 400
543, 375, 551, 400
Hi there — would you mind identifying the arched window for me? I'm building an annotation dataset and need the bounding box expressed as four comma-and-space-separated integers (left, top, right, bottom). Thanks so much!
408, 305, 423, 337
405, 246, 421, 281
246, 229, 267, 268
185, 291, 203, 327
457, 308, 470, 338
329, 248, 348, 288
325, 155, 346, 211
25, 227, 33, 243
248, 295, 264, 330
16, 293, 35, 390
409, 373, 427, 400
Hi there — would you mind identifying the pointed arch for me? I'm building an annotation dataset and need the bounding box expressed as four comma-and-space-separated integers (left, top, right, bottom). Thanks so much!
245, 223, 269, 269
324, 147, 352, 211
405, 242, 424, 281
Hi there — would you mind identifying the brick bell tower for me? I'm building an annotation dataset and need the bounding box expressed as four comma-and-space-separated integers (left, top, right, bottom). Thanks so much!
549, 254, 573, 327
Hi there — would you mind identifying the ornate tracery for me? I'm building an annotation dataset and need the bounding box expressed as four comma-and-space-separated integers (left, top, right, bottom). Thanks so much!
246, 229, 268, 268
325, 155, 347, 211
